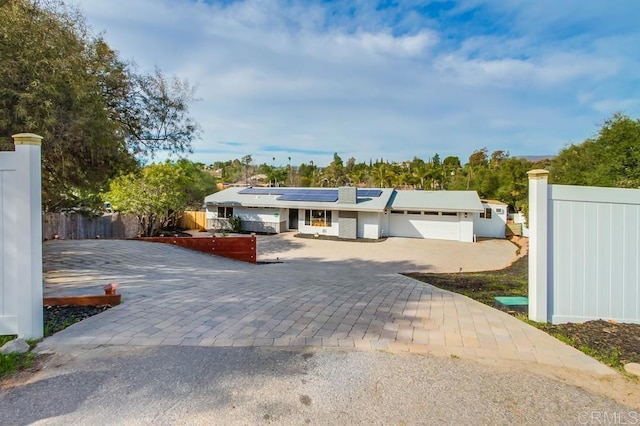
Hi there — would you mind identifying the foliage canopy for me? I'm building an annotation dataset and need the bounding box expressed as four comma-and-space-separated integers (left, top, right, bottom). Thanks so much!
0, 0, 200, 211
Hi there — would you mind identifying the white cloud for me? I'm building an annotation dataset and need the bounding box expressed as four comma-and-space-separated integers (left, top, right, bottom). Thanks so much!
74, 0, 640, 166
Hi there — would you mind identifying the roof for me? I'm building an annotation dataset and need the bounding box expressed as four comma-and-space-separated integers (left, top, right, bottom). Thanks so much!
389, 190, 484, 212
205, 187, 395, 212
481, 199, 508, 206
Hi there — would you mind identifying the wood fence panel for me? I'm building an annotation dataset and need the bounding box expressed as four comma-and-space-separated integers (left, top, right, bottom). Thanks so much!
43, 212, 140, 239
141, 236, 256, 264
178, 211, 207, 230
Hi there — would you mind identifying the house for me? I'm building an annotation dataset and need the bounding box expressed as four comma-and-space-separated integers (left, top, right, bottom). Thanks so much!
473, 200, 508, 238
205, 186, 496, 242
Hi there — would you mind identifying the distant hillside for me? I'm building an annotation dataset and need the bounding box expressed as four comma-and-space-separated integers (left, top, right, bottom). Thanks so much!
514, 155, 556, 162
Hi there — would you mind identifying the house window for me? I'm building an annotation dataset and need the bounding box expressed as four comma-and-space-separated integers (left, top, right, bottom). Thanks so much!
484, 208, 492, 219
391, 210, 404, 214
217, 206, 234, 218
407, 211, 422, 215
442, 212, 457, 216
305, 210, 332, 227
495, 208, 504, 214
424, 211, 438, 215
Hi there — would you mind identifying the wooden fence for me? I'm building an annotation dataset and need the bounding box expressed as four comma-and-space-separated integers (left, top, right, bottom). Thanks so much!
178, 210, 207, 230
43, 212, 140, 240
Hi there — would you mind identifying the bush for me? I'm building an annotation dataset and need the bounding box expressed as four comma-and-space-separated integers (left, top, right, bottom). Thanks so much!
228, 216, 243, 233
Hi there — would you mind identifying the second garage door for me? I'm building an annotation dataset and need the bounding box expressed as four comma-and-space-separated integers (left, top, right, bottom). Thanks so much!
389, 211, 460, 241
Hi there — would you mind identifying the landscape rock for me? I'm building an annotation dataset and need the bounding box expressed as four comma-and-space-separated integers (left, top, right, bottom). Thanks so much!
623, 362, 640, 377
0, 338, 29, 354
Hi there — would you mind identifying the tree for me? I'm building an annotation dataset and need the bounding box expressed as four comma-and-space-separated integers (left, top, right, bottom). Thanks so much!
105, 162, 192, 236
468, 148, 488, 167
174, 160, 218, 209
552, 113, 640, 188
241, 155, 252, 183
0, 0, 200, 211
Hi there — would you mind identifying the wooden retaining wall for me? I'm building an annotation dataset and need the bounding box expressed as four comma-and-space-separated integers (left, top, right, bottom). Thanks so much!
140, 236, 257, 264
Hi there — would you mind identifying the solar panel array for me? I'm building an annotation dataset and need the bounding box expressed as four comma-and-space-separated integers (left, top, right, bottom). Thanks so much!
279, 190, 338, 202
357, 189, 383, 197
237, 187, 383, 203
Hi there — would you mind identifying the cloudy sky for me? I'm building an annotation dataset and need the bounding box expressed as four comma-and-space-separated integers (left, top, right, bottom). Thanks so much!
74, 0, 640, 167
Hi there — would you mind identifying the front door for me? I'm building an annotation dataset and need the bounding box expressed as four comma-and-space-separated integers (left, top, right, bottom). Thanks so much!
288, 209, 299, 230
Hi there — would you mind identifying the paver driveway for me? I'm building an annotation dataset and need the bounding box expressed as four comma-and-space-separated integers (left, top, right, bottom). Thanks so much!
41, 238, 612, 376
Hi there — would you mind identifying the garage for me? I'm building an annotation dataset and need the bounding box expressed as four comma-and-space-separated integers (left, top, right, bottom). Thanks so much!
389, 211, 461, 240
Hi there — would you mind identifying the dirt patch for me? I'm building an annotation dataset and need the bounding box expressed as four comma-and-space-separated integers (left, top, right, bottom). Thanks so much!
538, 320, 640, 365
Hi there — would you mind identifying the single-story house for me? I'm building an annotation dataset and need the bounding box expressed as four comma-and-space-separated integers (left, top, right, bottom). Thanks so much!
473, 199, 508, 239
204, 186, 505, 243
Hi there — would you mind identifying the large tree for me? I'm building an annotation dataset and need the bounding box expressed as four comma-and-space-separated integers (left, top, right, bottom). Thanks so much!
0, 0, 199, 211
551, 113, 640, 188
106, 162, 206, 237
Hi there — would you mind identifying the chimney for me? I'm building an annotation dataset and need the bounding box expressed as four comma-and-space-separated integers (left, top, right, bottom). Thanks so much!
338, 186, 357, 204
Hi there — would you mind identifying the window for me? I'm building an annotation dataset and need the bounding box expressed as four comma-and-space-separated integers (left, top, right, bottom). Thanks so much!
217, 206, 234, 218
390, 210, 405, 214
305, 210, 332, 227
424, 211, 438, 215
441, 212, 457, 216
495, 208, 504, 214
407, 211, 422, 215
484, 208, 492, 219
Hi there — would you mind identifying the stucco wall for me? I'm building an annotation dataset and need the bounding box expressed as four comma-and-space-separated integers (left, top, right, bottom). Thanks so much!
299, 209, 339, 237
473, 203, 507, 238
358, 211, 382, 239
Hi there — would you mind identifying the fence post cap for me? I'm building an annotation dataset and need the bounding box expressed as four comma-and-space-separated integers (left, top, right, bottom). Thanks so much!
12, 133, 43, 146
527, 169, 549, 179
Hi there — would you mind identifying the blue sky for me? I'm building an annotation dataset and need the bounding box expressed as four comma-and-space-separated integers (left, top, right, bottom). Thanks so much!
75, 0, 640, 167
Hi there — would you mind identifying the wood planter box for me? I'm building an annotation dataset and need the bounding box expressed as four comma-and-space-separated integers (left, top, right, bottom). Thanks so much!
44, 294, 121, 307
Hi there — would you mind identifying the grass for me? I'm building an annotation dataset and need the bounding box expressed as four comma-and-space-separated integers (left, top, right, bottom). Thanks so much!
405, 255, 528, 306
0, 335, 36, 380
0, 311, 88, 380
406, 254, 631, 370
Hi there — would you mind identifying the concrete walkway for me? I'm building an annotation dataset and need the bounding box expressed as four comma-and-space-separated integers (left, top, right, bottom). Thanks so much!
40, 238, 613, 377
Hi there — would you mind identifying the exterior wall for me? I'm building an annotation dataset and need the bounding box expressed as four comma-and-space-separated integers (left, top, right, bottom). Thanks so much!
358, 211, 382, 239
206, 206, 283, 233
299, 209, 339, 237
338, 211, 357, 239
474, 203, 507, 238
0, 134, 43, 338
528, 171, 640, 324
459, 213, 475, 243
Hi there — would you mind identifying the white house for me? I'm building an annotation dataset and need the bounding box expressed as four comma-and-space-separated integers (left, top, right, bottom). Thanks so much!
473, 199, 508, 238
205, 187, 499, 243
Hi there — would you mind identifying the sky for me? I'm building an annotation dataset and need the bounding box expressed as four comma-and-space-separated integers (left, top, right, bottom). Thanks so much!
73, 0, 640, 167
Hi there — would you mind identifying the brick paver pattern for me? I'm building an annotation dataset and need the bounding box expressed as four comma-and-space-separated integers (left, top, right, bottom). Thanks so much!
41, 240, 613, 376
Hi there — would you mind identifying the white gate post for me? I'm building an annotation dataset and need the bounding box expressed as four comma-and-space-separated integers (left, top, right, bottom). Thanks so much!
527, 169, 549, 322
12, 133, 44, 339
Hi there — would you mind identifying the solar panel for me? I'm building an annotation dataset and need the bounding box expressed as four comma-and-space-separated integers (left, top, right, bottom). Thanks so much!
279, 191, 339, 202
357, 189, 383, 197
238, 188, 287, 195
238, 187, 380, 202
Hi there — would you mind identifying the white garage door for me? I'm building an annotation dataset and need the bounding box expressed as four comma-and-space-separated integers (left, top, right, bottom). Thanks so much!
389, 212, 460, 240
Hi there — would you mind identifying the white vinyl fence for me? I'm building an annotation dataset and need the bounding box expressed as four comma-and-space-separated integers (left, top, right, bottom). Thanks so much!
528, 170, 640, 324
0, 133, 43, 338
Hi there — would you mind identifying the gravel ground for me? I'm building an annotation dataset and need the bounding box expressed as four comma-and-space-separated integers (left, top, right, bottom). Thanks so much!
1, 346, 636, 425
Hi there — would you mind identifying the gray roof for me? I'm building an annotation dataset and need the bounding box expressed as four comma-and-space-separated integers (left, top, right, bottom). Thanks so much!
205, 187, 485, 213
205, 187, 395, 212
388, 190, 484, 212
